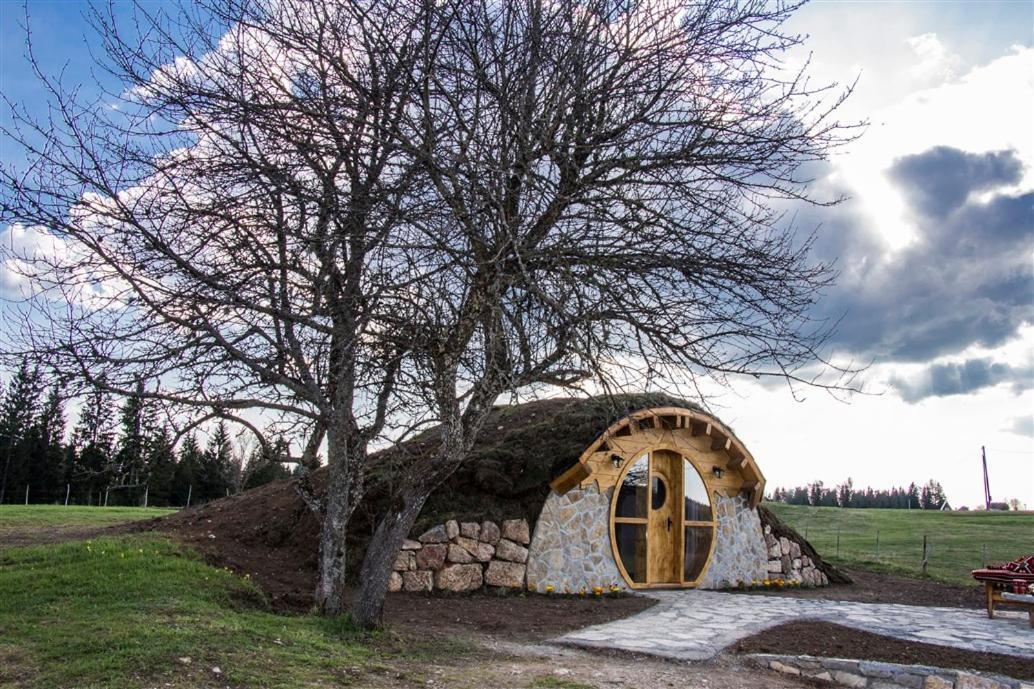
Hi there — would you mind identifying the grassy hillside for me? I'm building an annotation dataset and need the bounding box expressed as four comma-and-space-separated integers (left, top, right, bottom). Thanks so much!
766, 503, 1034, 586
0, 534, 472, 688
0, 505, 177, 530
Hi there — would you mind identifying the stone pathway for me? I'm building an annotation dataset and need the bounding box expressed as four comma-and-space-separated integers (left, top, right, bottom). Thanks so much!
555, 590, 1034, 662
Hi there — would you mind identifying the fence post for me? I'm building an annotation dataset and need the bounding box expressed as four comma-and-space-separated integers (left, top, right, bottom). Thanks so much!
186, 484, 192, 508
921, 534, 929, 576
875, 529, 880, 558
64, 484, 70, 506
104, 488, 110, 507
24, 485, 29, 505
143, 486, 149, 508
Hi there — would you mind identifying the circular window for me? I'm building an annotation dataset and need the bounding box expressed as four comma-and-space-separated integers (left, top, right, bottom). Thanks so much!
651, 475, 667, 509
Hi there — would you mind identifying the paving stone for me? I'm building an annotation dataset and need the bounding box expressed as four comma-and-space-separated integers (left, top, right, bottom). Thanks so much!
554, 589, 1034, 664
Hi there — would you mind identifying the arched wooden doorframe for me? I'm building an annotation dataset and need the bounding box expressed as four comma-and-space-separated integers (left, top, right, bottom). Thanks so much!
608, 443, 718, 589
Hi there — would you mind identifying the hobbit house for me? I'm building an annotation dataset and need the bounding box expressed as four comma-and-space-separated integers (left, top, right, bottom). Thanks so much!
372, 394, 840, 593
158, 394, 843, 598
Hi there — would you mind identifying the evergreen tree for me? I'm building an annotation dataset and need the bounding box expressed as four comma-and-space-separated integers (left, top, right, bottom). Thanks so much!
144, 426, 177, 506
26, 385, 66, 503
808, 481, 824, 506
113, 388, 150, 489
171, 433, 204, 506
242, 437, 291, 490
0, 358, 42, 503
906, 482, 920, 509
71, 385, 117, 504
198, 421, 234, 502
836, 478, 853, 508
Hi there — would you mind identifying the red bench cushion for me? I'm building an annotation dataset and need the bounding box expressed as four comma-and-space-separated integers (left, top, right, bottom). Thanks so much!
972, 554, 1034, 583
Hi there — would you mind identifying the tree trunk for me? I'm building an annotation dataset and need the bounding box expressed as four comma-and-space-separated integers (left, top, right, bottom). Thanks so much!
314, 426, 365, 615
352, 491, 427, 629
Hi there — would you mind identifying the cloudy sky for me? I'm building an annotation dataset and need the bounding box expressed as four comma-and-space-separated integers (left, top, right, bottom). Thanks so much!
1, 1, 1032, 508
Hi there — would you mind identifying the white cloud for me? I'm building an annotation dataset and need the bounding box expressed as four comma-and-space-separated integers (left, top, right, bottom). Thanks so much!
906, 33, 962, 86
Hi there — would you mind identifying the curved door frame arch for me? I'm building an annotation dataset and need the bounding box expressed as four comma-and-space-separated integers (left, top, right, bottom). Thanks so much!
608, 444, 718, 589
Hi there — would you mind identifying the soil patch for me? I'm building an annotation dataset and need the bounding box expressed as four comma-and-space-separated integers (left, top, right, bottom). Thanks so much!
730, 567, 983, 609
383, 591, 655, 642
730, 620, 1034, 681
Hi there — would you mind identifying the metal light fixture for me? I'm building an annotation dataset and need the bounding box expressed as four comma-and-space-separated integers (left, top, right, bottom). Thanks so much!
712, 466, 725, 479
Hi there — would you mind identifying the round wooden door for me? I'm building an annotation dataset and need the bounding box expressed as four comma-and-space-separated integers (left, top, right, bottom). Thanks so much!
612, 450, 715, 587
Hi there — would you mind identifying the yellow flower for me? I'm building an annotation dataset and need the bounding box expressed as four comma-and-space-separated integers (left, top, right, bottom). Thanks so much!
545, 585, 554, 594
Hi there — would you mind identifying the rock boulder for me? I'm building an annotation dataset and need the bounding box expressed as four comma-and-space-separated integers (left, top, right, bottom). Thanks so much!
435, 564, 483, 592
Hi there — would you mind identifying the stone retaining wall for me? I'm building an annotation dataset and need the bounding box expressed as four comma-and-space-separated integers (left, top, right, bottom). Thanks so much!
763, 523, 830, 586
748, 653, 1029, 689
388, 517, 532, 593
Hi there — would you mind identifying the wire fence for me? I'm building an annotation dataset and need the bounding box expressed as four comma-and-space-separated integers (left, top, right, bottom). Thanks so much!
782, 508, 1034, 586
0, 482, 201, 509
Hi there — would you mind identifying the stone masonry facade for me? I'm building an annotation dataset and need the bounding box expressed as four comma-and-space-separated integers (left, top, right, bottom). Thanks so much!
392, 487, 828, 594
526, 485, 628, 593
697, 492, 769, 589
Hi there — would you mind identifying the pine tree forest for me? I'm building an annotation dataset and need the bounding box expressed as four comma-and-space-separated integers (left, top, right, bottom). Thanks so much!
0, 358, 292, 506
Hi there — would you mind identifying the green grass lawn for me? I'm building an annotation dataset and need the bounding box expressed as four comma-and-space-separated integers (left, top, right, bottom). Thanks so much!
766, 503, 1034, 586
0, 534, 457, 689
0, 505, 178, 532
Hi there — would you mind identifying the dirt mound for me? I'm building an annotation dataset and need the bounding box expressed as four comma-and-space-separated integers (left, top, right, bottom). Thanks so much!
150, 394, 702, 608
150, 478, 321, 608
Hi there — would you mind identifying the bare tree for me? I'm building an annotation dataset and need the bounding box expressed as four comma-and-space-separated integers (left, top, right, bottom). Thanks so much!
351, 0, 859, 627
0, 0, 432, 614
2, 0, 858, 628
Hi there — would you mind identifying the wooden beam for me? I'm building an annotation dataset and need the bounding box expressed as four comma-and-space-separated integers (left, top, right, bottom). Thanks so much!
710, 434, 731, 452
727, 451, 747, 469
550, 462, 592, 495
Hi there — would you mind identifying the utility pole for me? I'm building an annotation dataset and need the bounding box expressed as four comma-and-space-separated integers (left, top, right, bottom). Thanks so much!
982, 446, 992, 510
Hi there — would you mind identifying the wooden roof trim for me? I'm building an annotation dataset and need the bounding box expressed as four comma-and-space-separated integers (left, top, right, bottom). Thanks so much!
563, 405, 766, 504
550, 461, 592, 495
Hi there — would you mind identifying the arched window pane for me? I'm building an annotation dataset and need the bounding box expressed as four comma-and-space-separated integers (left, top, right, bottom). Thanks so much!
615, 523, 648, 583
615, 455, 648, 518
684, 526, 713, 581
683, 459, 712, 522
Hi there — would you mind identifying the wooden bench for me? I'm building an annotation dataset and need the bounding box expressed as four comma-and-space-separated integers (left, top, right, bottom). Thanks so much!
982, 582, 1034, 627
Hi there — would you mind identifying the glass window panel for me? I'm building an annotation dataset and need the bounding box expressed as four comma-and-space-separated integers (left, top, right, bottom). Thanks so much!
683, 526, 713, 581
650, 475, 667, 510
615, 455, 648, 518
683, 459, 712, 522
615, 523, 648, 583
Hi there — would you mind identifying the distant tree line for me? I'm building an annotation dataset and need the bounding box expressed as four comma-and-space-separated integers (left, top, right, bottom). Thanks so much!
0, 358, 292, 506
768, 478, 949, 510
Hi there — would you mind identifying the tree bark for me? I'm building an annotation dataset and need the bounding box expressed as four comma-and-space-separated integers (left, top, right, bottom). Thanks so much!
351, 491, 427, 629
314, 425, 365, 615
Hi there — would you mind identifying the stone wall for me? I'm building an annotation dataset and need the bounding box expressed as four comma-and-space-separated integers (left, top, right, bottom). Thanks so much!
394, 487, 828, 594
388, 517, 532, 593
762, 523, 830, 586
698, 492, 769, 589
749, 653, 1025, 689
526, 485, 628, 593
